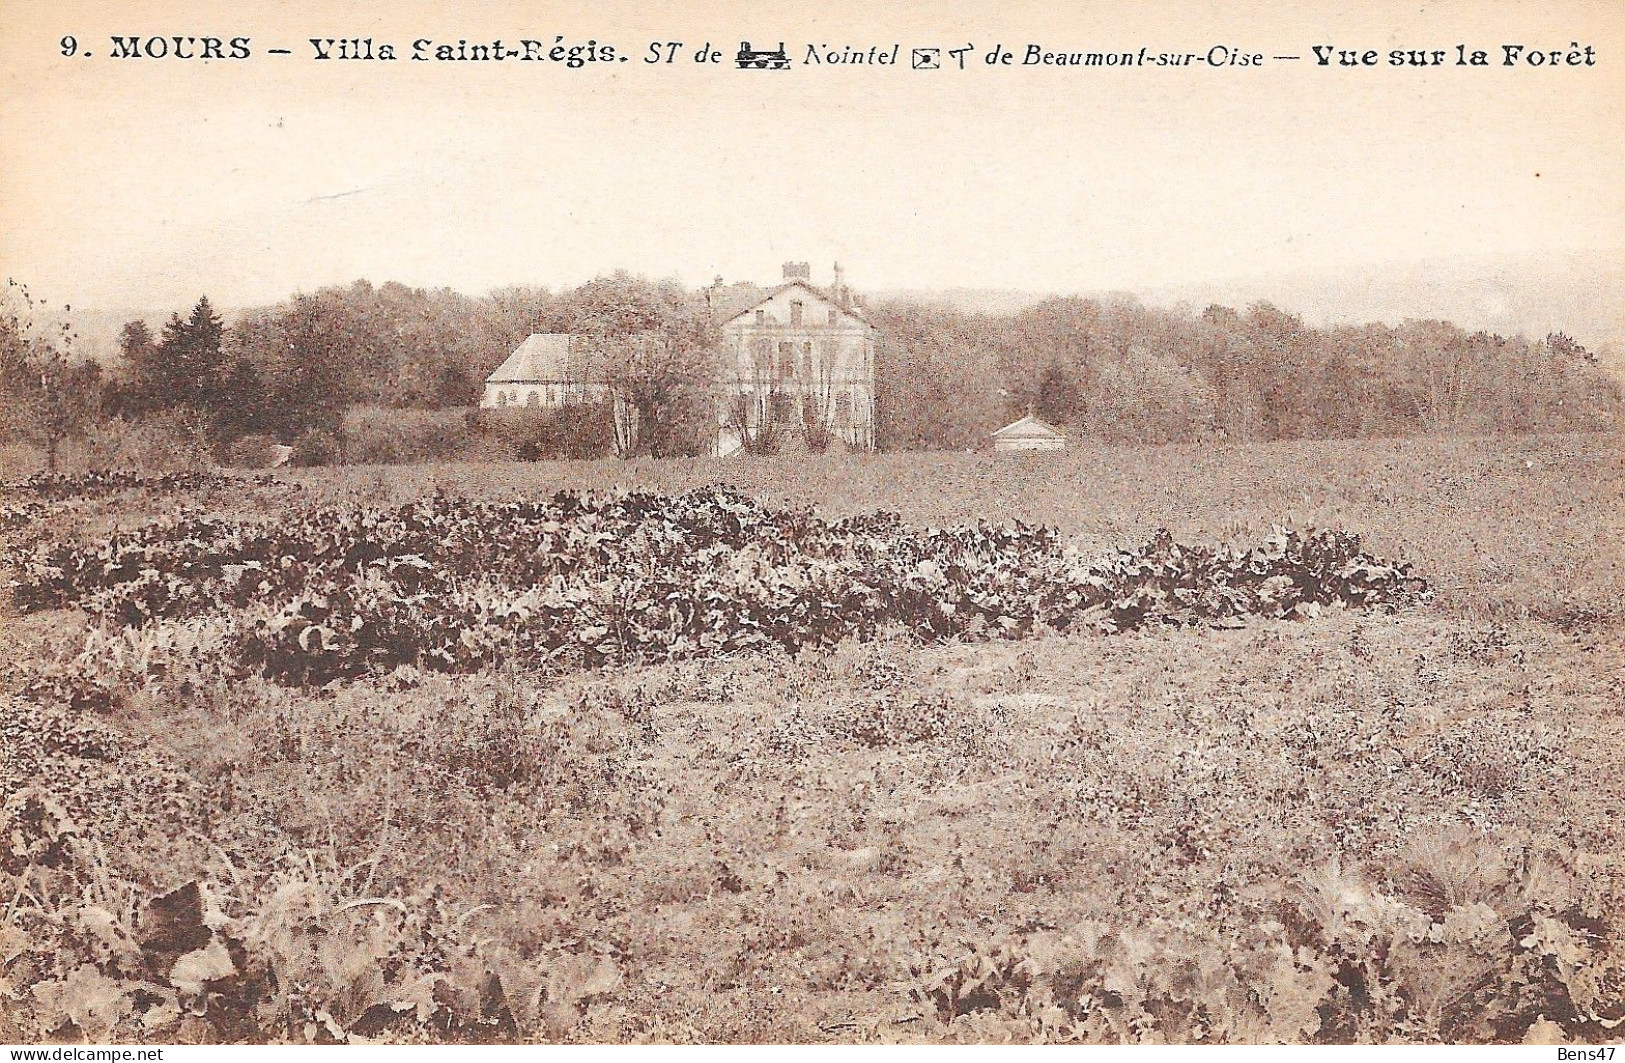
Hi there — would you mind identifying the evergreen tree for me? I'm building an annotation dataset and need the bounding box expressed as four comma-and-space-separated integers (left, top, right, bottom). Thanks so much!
166, 296, 227, 412
213, 354, 271, 440
125, 297, 228, 421
1034, 361, 1082, 425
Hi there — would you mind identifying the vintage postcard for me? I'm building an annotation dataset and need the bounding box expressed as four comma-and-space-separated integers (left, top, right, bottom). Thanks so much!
1, 0, 1622, 1049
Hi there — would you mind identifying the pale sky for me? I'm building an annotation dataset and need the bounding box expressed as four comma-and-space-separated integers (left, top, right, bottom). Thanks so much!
2, 0, 1621, 311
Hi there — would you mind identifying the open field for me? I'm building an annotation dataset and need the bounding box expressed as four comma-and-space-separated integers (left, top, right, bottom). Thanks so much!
289, 432, 1624, 622
1, 432, 1622, 1043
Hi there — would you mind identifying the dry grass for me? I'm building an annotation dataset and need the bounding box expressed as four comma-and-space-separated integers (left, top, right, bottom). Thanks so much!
287, 432, 1624, 620
4, 431, 1622, 1043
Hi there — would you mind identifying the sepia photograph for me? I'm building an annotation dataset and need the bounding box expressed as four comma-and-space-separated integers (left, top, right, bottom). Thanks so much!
1, 0, 1622, 1048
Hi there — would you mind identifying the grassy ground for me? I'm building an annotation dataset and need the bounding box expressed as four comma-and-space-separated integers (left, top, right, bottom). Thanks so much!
290, 432, 1623, 621
3, 432, 1622, 1043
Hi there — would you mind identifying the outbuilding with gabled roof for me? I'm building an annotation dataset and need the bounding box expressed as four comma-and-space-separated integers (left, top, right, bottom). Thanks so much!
479, 333, 604, 409
992, 412, 1067, 452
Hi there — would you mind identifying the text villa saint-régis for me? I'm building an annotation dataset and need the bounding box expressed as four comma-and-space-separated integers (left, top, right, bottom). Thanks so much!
58, 36, 625, 65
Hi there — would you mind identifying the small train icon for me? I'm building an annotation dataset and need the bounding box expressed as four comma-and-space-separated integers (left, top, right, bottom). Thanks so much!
736, 42, 791, 70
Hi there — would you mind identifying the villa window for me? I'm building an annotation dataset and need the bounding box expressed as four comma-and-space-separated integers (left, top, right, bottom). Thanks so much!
790, 300, 804, 327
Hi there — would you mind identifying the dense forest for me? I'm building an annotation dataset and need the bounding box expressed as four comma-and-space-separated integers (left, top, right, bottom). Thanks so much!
871, 297, 1619, 449
2, 274, 1618, 469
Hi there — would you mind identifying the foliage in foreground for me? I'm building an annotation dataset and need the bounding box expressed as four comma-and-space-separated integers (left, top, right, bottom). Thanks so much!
2, 619, 1622, 1043
7, 477, 1424, 687
1, 464, 1617, 1044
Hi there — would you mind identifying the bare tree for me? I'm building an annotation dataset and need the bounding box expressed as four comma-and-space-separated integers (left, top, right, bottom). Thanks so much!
725, 339, 783, 455
1398, 319, 1477, 433
798, 341, 839, 452
0, 280, 99, 472
571, 274, 720, 458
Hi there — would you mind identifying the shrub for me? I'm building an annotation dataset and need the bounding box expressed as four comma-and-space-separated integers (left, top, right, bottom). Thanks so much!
76, 415, 209, 473
342, 406, 480, 465
225, 433, 281, 469
291, 427, 341, 467
479, 402, 615, 461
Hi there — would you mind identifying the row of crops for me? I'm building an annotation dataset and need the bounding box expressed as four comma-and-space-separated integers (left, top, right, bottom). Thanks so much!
0, 470, 300, 535
6, 469, 241, 502
3, 474, 1429, 687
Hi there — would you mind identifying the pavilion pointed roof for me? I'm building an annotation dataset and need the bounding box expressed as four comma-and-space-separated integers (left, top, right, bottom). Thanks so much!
485, 334, 589, 383
992, 413, 1066, 439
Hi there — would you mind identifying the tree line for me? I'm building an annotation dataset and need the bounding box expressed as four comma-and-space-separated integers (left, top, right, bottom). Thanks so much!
2, 274, 1618, 469
871, 296, 1620, 448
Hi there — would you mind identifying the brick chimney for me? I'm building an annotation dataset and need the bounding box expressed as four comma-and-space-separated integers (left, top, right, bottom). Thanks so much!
782, 261, 810, 282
